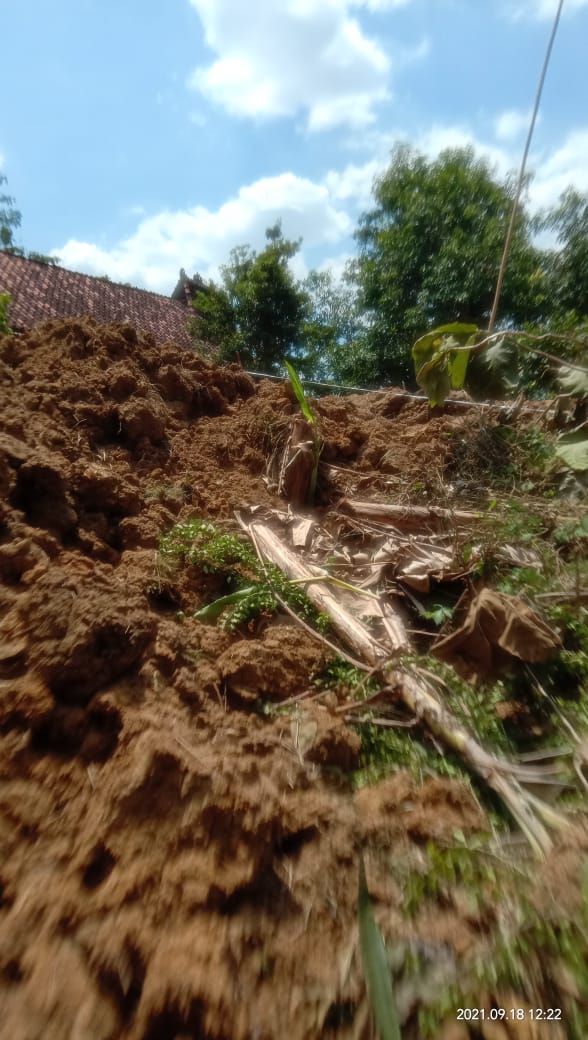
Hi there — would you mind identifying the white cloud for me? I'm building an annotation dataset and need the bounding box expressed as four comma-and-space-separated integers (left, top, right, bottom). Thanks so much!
54, 172, 354, 292
415, 123, 588, 210
350, 0, 412, 8
494, 108, 534, 142
506, 0, 588, 18
325, 158, 385, 208
415, 123, 588, 212
529, 128, 588, 208
317, 251, 354, 282
53, 122, 588, 295
187, 0, 417, 130
417, 124, 515, 177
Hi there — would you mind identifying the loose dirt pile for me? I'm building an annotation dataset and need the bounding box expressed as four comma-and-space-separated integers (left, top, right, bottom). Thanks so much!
0, 317, 586, 1040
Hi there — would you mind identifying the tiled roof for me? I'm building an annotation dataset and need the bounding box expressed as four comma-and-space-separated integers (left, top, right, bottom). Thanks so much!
0, 251, 194, 348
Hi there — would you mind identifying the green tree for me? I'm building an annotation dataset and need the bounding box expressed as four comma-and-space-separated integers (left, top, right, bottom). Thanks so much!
0, 293, 12, 335
0, 174, 59, 264
351, 144, 545, 385
0, 174, 21, 249
300, 269, 369, 385
194, 222, 308, 374
540, 188, 588, 318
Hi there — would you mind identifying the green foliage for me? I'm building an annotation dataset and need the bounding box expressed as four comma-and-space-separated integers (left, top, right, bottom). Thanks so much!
352, 145, 543, 385
314, 658, 463, 787
419, 603, 454, 627
411, 323, 477, 405
187, 149, 588, 397
555, 430, 588, 472
358, 856, 402, 1040
349, 654, 516, 794
0, 174, 21, 249
402, 839, 499, 919
538, 188, 588, 318
554, 515, 588, 546
468, 325, 588, 401
284, 360, 322, 503
449, 423, 556, 496
542, 602, 588, 703
192, 280, 239, 357
159, 518, 330, 633
558, 364, 588, 396
193, 586, 261, 623
0, 292, 12, 335
300, 268, 366, 384
285, 360, 316, 424
0, 174, 59, 265
354, 718, 469, 789
416, 858, 588, 1039
314, 658, 381, 706
160, 518, 258, 574
192, 221, 309, 374
25, 250, 61, 266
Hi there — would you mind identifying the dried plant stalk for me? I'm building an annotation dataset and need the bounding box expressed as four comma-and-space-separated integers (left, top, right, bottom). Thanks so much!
243, 519, 569, 857
396, 669, 567, 857
246, 519, 408, 659
340, 498, 479, 529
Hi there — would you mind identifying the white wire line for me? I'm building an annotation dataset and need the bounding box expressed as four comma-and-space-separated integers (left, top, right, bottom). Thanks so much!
243, 369, 555, 411
488, 0, 566, 332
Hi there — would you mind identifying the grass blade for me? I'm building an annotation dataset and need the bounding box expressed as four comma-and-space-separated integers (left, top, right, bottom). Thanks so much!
285, 360, 316, 424
358, 855, 402, 1040
193, 586, 259, 623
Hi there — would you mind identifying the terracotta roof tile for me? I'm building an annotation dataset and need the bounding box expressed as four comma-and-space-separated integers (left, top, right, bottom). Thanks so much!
0, 252, 194, 348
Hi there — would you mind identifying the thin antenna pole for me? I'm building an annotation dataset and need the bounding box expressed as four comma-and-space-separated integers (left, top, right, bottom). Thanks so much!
488, 0, 565, 334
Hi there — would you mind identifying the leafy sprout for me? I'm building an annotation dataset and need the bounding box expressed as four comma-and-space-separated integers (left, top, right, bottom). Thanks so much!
285, 360, 316, 424
411, 323, 478, 406
358, 855, 402, 1040
160, 517, 330, 633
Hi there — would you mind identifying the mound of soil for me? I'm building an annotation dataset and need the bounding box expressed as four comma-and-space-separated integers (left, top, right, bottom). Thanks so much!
0, 318, 584, 1039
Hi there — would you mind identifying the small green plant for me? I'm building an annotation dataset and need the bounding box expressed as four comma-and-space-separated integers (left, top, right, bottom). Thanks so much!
353, 715, 468, 789
419, 603, 454, 627
411, 323, 477, 406
284, 360, 322, 503
401, 839, 500, 919
494, 427, 556, 491
285, 360, 316, 425
159, 518, 330, 633
410, 852, 586, 1040
315, 657, 378, 696
145, 482, 188, 506
497, 500, 547, 542
358, 855, 402, 1040
0, 292, 12, 335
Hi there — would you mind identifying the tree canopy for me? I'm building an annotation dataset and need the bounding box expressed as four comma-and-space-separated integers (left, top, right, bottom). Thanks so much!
0, 174, 59, 265
350, 144, 545, 384
540, 188, 588, 319
0, 174, 21, 250
188, 144, 588, 395
194, 222, 309, 374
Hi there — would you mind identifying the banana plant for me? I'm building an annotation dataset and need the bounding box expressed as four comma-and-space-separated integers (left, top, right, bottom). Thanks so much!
411, 323, 478, 406
284, 361, 322, 504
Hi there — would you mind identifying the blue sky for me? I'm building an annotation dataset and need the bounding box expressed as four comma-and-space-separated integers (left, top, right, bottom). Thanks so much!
2, 0, 588, 294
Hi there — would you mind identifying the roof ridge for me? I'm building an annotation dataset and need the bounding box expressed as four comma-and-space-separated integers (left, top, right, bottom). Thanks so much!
0, 250, 183, 305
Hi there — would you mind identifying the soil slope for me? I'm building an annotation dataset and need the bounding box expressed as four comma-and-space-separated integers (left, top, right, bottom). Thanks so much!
0, 317, 585, 1040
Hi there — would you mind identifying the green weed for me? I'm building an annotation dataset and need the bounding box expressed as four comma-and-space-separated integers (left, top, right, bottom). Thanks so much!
358, 855, 402, 1040
417, 863, 588, 1039
159, 518, 330, 633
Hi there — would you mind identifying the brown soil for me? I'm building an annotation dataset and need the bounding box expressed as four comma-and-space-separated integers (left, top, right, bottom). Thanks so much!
0, 317, 585, 1040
